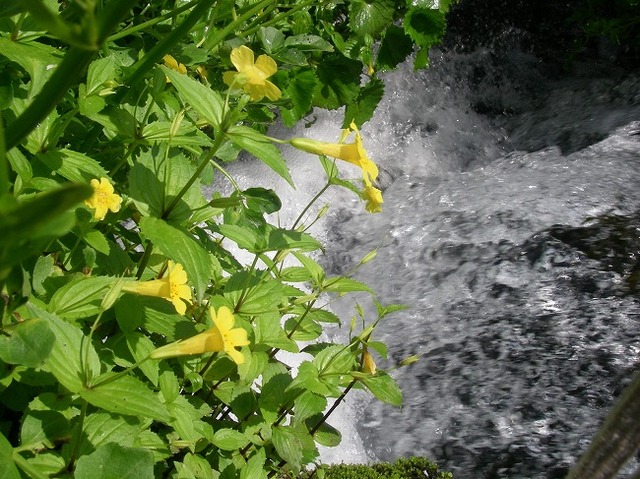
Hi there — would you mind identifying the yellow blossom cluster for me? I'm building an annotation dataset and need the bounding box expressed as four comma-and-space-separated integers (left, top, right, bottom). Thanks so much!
288, 122, 383, 213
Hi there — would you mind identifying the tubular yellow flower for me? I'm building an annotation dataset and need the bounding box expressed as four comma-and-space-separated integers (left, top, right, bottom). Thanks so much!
222, 45, 281, 101
363, 350, 377, 375
163, 54, 187, 74
289, 122, 379, 186
362, 184, 383, 213
84, 177, 122, 221
149, 306, 250, 364
122, 261, 192, 315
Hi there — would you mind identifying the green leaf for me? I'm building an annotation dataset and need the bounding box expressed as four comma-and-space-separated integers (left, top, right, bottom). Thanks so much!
0, 37, 60, 97
0, 318, 55, 367
179, 453, 217, 479
140, 121, 214, 147
362, 372, 403, 406
285, 316, 322, 341
48, 276, 119, 320
129, 146, 206, 223
31, 304, 101, 393
74, 443, 154, 479
80, 373, 172, 423
243, 187, 281, 215
254, 314, 298, 353
281, 68, 318, 127
404, 7, 446, 48
126, 333, 159, 386
37, 149, 109, 183
258, 27, 285, 54
224, 270, 283, 315
139, 216, 218, 300
86, 56, 118, 94
344, 78, 385, 128
349, 0, 396, 37
0, 432, 20, 479
21, 410, 71, 449
211, 428, 250, 451
288, 361, 331, 396
161, 66, 224, 129
265, 227, 322, 252
226, 125, 293, 186
377, 25, 414, 71
309, 419, 342, 447
313, 55, 361, 110
241, 448, 267, 479
272, 425, 304, 469
0, 183, 93, 249
322, 276, 374, 294
293, 391, 327, 424
78, 412, 143, 456
283, 34, 334, 52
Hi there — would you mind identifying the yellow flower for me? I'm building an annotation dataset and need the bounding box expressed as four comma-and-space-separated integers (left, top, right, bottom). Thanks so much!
289, 122, 379, 186
222, 45, 281, 101
84, 177, 122, 221
362, 184, 383, 213
149, 306, 250, 364
163, 54, 187, 75
363, 350, 377, 375
122, 261, 192, 315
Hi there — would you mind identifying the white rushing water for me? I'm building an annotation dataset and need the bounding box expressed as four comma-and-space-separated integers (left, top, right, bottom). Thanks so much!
223, 33, 640, 478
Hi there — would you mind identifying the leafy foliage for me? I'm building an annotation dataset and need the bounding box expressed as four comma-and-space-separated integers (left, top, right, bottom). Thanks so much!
0, 0, 453, 477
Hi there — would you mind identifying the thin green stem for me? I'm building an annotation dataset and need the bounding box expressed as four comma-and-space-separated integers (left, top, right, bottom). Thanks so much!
292, 182, 331, 231
109, 142, 138, 177
163, 131, 226, 218
233, 255, 260, 313
66, 400, 88, 473
12, 452, 49, 479
107, 0, 199, 41
310, 378, 357, 435
136, 241, 154, 279
204, 0, 276, 52
116, 0, 217, 104
238, 0, 323, 38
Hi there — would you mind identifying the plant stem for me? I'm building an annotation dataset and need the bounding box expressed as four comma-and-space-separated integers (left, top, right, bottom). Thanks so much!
292, 182, 331, 231
116, 0, 217, 105
566, 368, 640, 479
107, 0, 199, 41
66, 400, 88, 472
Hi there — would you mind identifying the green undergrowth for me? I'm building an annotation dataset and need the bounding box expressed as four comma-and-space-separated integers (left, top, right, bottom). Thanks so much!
289, 456, 453, 479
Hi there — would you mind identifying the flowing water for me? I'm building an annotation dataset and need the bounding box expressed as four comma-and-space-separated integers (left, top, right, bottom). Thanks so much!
224, 28, 640, 479
320, 40, 640, 478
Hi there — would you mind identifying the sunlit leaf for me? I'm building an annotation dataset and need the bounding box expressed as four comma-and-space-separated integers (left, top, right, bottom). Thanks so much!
362, 372, 403, 406
226, 125, 293, 185
349, 0, 395, 37
74, 443, 154, 479
80, 373, 171, 423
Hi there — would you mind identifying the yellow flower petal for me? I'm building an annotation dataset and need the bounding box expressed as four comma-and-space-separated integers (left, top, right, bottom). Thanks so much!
163, 54, 187, 75
230, 45, 255, 73
121, 261, 191, 315
84, 177, 122, 221
363, 185, 383, 213
224, 46, 281, 101
254, 54, 278, 77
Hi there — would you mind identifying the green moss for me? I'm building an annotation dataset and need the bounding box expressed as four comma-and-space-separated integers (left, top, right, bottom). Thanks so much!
290, 456, 453, 479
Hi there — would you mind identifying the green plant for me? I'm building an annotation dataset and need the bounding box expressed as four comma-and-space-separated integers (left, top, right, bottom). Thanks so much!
295, 456, 453, 479
0, 0, 453, 478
